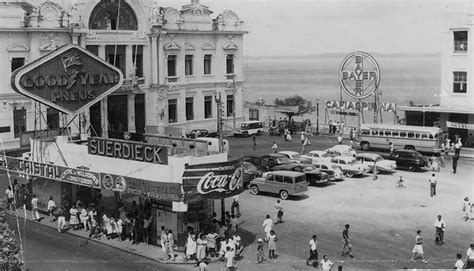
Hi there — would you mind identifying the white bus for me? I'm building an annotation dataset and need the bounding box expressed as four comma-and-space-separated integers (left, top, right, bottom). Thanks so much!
234, 121, 264, 137
358, 124, 444, 153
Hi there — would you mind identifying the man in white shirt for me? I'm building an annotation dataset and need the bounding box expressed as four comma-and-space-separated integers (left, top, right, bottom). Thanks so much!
224, 246, 235, 270
231, 195, 240, 217
31, 194, 40, 221
307, 235, 318, 266
5, 186, 15, 210
262, 215, 273, 241
434, 215, 446, 245
47, 196, 56, 222
429, 173, 437, 197
466, 243, 474, 268
320, 255, 334, 271
455, 253, 464, 270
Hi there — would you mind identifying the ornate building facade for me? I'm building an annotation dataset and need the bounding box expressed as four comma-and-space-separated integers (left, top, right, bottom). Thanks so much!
0, 0, 247, 148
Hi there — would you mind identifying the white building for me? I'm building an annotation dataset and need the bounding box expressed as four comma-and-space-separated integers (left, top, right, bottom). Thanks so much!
0, 0, 247, 149
399, 2, 474, 147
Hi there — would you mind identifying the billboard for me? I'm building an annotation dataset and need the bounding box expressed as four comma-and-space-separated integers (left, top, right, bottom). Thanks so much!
10, 44, 123, 115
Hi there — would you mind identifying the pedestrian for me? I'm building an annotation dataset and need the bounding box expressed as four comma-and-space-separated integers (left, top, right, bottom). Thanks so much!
88, 215, 99, 239
160, 226, 167, 253
463, 197, 472, 221
206, 231, 218, 258
167, 229, 175, 260
272, 116, 276, 127
252, 134, 257, 150
337, 133, 343, 145
57, 205, 66, 233
429, 173, 437, 197
307, 234, 318, 267
396, 176, 406, 188
434, 215, 446, 245
372, 161, 378, 181
452, 153, 459, 174
454, 136, 462, 157
5, 186, 15, 211
13, 179, 20, 208
274, 200, 283, 224
47, 196, 56, 222
341, 224, 354, 258
143, 212, 152, 244
320, 255, 334, 271
267, 230, 277, 259
262, 214, 273, 242
389, 142, 394, 155
301, 131, 306, 144
197, 232, 207, 260
197, 258, 209, 271
256, 238, 265, 263
440, 141, 446, 167
229, 215, 238, 236
69, 204, 79, 230
271, 142, 278, 153
466, 243, 474, 268
186, 231, 197, 261
224, 246, 235, 270
18, 184, 26, 208
410, 229, 428, 263
454, 253, 464, 270
233, 232, 243, 260
31, 194, 40, 221
231, 195, 240, 217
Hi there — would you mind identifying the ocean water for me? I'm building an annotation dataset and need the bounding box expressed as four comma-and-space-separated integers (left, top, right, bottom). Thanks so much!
242, 54, 441, 126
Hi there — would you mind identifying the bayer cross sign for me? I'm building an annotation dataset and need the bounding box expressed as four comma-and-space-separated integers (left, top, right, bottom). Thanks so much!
339, 51, 380, 99
11, 44, 123, 115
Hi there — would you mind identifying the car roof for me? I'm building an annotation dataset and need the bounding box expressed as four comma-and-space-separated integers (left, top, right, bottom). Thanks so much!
333, 156, 357, 161
267, 171, 305, 177
395, 149, 420, 154
278, 151, 299, 155
328, 145, 354, 151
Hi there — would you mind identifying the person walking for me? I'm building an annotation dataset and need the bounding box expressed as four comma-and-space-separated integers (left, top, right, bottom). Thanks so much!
463, 197, 472, 221
454, 253, 464, 270
274, 200, 283, 224
267, 230, 277, 260
429, 173, 437, 197
341, 224, 354, 258
434, 215, 446, 245
57, 205, 66, 233
389, 142, 394, 155
252, 134, 257, 150
337, 133, 343, 145
262, 215, 273, 242
396, 176, 406, 188
271, 142, 278, 153
320, 255, 334, 271
466, 243, 474, 269
410, 229, 428, 263
231, 195, 240, 217
452, 153, 459, 174
167, 229, 175, 261
47, 196, 56, 222
31, 194, 40, 221
256, 239, 265, 264
5, 186, 15, 211
307, 234, 318, 267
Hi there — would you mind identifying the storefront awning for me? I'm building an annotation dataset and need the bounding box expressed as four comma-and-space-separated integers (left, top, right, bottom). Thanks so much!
398, 105, 474, 115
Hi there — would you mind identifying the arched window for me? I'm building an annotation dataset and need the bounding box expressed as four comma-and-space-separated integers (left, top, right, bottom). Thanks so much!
89, 0, 138, 30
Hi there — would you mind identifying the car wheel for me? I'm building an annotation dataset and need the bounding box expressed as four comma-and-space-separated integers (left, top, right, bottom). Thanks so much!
279, 190, 289, 200
361, 142, 370, 151
408, 165, 416, 172
250, 185, 259, 195
345, 172, 354, 178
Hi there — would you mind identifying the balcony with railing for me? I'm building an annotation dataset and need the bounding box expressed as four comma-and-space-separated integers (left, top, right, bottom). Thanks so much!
454, 40, 468, 53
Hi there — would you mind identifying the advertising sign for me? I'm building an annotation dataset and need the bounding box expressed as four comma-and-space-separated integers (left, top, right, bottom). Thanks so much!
446, 121, 474, 130
325, 100, 396, 112
99, 172, 181, 202
88, 137, 168, 165
339, 51, 380, 99
10, 44, 123, 115
182, 158, 243, 203
0, 156, 100, 188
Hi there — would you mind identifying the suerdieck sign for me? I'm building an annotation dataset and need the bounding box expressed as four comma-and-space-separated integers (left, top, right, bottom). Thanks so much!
339, 51, 380, 100
88, 137, 168, 165
11, 44, 123, 115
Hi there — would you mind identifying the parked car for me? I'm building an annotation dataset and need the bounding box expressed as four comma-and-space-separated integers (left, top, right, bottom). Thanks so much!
278, 151, 313, 164
271, 163, 330, 185
242, 162, 262, 188
312, 161, 345, 181
329, 156, 365, 178
186, 129, 209, 138
302, 150, 330, 163
243, 153, 294, 171
325, 145, 357, 158
384, 149, 429, 172
250, 171, 308, 200
355, 153, 396, 173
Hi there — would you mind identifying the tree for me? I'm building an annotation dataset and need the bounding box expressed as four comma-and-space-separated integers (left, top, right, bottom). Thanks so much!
0, 199, 24, 270
274, 95, 313, 120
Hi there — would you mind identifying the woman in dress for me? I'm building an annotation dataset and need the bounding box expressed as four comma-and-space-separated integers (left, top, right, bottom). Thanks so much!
79, 206, 89, 231
167, 229, 175, 260
186, 232, 197, 261
196, 232, 207, 260
267, 230, 278, 260
69, 204, 79, 230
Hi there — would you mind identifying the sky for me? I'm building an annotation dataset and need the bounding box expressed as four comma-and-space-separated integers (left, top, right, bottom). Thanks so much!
159, 0, 472, 57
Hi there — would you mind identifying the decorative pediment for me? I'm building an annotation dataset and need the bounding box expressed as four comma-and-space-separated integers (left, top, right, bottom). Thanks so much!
181, 0, 213, 16
7, 44, 30, 52
168, 84, 179, 92
184, 42, 195, 51
38, 1, 64, 28
201, 43, 215, 50
163, 7, 182, 25
40, 39, 63, 51
218, 10, 243, 27
164, 41, 181, 51
222, 35, 238, 51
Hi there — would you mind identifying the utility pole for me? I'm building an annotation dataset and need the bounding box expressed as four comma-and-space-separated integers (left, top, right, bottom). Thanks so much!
215, 92, 225, 221
316, 99, 320, 134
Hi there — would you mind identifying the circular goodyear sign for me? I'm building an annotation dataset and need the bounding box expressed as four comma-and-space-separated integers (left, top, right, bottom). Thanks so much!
102, 174, 115, 190
339, 51, 380, 99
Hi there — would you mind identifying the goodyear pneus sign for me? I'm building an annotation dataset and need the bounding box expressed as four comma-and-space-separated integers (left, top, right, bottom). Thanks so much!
11, 44, 123, 115
88, 137, 168, 165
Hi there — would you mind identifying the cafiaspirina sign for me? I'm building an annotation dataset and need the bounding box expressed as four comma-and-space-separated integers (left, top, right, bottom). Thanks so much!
339, 51, 380, 100
11, 44, 123, 115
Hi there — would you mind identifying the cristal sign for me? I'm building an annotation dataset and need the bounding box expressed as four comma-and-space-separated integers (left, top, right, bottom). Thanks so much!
339, 51, 380, 99
11, 44, 123, 115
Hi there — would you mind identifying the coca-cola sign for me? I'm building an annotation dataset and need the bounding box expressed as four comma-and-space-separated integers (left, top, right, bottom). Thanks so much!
183, 158, 243, 202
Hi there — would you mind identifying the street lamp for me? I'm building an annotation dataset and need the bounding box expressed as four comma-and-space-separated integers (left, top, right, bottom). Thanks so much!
214, 91, 226, 222
316, 99, 320, 134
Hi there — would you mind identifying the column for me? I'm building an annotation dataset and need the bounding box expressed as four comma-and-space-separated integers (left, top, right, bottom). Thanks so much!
128, 93, 136, 133
79, 33, 86, 48
150, 35, 158, 85
101, 97, 108, 138
126, 45, 133, 80
98, 45, 106, 60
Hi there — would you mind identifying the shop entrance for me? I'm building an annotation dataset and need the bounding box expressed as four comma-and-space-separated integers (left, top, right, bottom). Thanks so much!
448, 113, 468, 143
76, 185, 100, 207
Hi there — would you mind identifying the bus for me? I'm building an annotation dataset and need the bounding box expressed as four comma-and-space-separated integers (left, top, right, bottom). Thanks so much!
358, 124, 444, 153
234, 121, 264, 137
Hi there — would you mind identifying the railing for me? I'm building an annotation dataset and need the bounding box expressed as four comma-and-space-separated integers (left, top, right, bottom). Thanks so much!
166, 76, 179, 83
454, 41, 468, 52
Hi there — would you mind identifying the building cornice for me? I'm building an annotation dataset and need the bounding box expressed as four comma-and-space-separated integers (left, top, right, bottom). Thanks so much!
0, 28, 72, 33
164, 29, 248, 35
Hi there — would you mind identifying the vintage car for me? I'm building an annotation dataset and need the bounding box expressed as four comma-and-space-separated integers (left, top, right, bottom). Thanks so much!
278, 151, 313, 164
325, 145, 357, 158
384, 149, 429, 172
355, 153, 396, 173
250, 171, 308, 200
302, 150, 330, 163
271, 163, 330, 185
312, 160, 345, 181
243, 153, 294, 171
329, 156, 366, 178
242, 162, 262, 188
